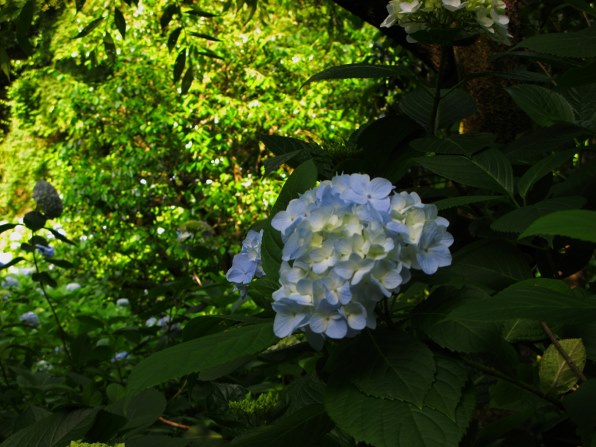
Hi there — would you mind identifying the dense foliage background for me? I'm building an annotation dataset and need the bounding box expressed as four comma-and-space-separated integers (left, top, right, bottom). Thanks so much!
1, 0, 595, 446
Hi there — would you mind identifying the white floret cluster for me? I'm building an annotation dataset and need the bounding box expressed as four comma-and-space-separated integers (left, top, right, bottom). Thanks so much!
227, 173, 453, 341
381, 0, 510, 44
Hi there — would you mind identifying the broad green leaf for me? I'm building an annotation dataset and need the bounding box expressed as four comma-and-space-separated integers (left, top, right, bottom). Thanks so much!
325, 384, 470, 447
351, 330, 436, 406
23, 211, 46, 232
304, 64, 410, 85
127, 323, 277, 394
260, 222, 283, 281
562, 379, 596, 443
72, 17, 104, 38
516, 26, 596, 58
435, 195, 501, 211
491, 196, 586, 234
414, 286, 501, 353
0, 256, 25, 271
400, 88, 475, 131
517, 149, 576, 199
557, 61, 596, 88
450, 279, 596, 323
270, 159, 318, 216
507, 85, 576, 127
180, 65, 193, 94
448, 240, 532, 289
424, 357, 468, 420
410, 133, 496, 156
230, 404, 332, 446
502, 319, 545, 343
416, 149, 513, 195
0, 408, 98, 447
505, 125, 586, 164
114, 7, 126, 39
125, 436, 189, 447
565, 0, 596, 18
561, 84, 596, 132
519, 209, 596, 243
120, 389, 167, 433
539, 338, 586, 395
261, 135, 324, 172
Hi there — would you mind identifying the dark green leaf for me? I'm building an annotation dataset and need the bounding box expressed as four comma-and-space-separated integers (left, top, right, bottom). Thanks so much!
0, 223, 17, 234
400, 88, 475, 131
491, 196, 586, 234
516, 26, 596, 58
0, 408, 98, 447
271, 159, 317, 216
127, 323, 277, 394
519, 209, 596, 243
414, 286, 501, 353
125, 436, 189, 447
167, 27, 182, 52
103, 32, 116, 62
304, 63, 410, 86
73, 17, 104, 39
565, 0, 596, 18
16, 0, 35, 55
507, 84, 576, 127
188, 32, 220, 41
46, 259, 75, 269
160, 4, 178, 30
502, 319, 545, 343
557, 61, 596, 88
180, 65, 193, 94
424, 357, 469, 419
75, 0, 86, 12
562, 379, 596, 443
196, 49, 224, 60
0, 256, 25, 271
230, 404, 332, 446
435, 195, 501, 211
173, 49, 186, 82
351, 331, 436, 406
184, 7, 216, 18
32, 272, 57, 288
23, 211, 47, 232
47, 228, 76, 246
517, 149, 576, 199
410, 133, 495, 156
120, 389, 167, 432
450, 278, 596, 323
114, 8, 126, 39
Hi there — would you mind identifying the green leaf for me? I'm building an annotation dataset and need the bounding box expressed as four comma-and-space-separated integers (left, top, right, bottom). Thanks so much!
127, 323, 277, 395
270, 159, 318, 216
0, 256, 25, 271
0, 223, 17, 234
516, 26, 596, 58
180, 65, 193, 94
16, 0, 35, 55
424, 357, 469, 420
351, 331, 436, 406
73, 17, 104, 38
519, 209, 596, 243
492, 196, 586, 233
125, 436, 189, 447
416, 149, 513, 195
557, 61, 596, 88
304, 64, 409, 85
103, 32, 116, 62
230, 404, 332, 446
325, 384, 471, 447
0, 408, 98, 447
517, 150, 576, 199
450, 279, 596, 323
260, 223, 283, 282
173, 49, 186, 82
160, 4, 179, 30
539, 338, 586, 395
32, 272, 57, 288
167, 27, 182, 52
120, 389, 167, 432
46, 259, 75, 269
565, 0, 596, 18
562, 379, 596, 443
114, 7, 126, 39
23, 211, 47, 232
502, 319, 546, 343
435, 195, 501, 211
507, 85, 576, 127
400, 88, 475, 131
414, 286, 501, 353
448, 240, 532, 290
188, 32, 220, 41
47, 228, 76, 246
410, 133, 495, 156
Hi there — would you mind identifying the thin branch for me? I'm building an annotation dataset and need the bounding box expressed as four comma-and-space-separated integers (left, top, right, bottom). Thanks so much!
541, 321, 587, 384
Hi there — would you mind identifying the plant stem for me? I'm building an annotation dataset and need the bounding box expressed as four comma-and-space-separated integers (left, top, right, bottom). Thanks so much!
32, 251, 71, 362
541, 321, 587, 384
430, 45, 449, 135
461, 356, 564, 410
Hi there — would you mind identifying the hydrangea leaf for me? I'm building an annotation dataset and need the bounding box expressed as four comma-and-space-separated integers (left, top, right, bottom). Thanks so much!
539, 338, 586, 395
127, 323, 277, 395
519, 209, 596, 243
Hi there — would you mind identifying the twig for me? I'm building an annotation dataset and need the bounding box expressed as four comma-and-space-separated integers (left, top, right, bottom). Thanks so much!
541, 321, 587, 384
159, 416, 190, 429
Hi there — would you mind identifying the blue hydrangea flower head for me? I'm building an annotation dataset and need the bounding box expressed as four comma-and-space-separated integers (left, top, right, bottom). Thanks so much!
19, 311, 40, 327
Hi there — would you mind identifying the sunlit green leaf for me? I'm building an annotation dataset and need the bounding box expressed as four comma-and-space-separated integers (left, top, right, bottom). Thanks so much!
540, 338, 586, 395
519, 209, 596, 243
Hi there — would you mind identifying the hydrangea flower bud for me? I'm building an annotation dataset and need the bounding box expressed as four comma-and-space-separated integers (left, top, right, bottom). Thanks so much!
32, 180, 64, 219
19, 311, 40, 327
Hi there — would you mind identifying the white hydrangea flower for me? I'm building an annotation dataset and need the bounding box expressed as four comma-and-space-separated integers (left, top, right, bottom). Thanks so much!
381, 0, 511, 44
